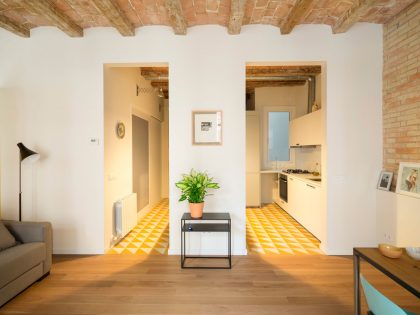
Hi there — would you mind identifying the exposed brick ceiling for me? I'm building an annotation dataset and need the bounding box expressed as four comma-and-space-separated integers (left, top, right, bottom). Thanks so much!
0, 0, 416, 38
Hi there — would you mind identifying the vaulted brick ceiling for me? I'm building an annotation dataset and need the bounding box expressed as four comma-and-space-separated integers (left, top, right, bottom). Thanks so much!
0, 0, 416, 38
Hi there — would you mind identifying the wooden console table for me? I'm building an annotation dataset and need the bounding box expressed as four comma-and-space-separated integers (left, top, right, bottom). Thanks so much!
353, 247, 420, 315
181, 212, 231, 269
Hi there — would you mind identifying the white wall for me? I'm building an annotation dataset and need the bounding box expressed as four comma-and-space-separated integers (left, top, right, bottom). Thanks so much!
255, 85, 308, 118
104, 67, 135, 249
294, 146, 321, 172
376, 190, 420, 247
161, 100, 169, 199
0, 24, 382, 255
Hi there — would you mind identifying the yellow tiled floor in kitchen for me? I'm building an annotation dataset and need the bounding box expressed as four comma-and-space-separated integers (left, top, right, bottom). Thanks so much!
246, 203, 322, 254
108, 199, 321, 255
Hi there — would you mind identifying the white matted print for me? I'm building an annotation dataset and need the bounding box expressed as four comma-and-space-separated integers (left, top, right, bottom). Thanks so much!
396, 162, 420, 198
192, 111, 222, 145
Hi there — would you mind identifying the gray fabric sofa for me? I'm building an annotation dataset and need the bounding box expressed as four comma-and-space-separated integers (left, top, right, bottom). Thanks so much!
0, 221, 52, 307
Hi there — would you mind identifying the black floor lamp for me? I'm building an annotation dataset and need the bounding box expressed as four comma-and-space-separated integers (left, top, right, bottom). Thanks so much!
17, 142, 40, 221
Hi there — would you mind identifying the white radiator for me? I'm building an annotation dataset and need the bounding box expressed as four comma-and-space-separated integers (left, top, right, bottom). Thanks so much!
115, 193, 137, 239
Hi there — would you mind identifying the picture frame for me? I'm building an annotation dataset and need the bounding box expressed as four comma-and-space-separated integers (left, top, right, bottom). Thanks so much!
377, 171, 393, 191
396, 162, 420, 198
192, 111, 222, 145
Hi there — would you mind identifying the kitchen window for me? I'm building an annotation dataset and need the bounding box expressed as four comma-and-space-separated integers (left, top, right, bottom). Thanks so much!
268, 111, 290, 161
262, 106, 295, 169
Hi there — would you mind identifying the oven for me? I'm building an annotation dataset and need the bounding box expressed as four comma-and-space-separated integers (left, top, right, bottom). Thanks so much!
279, 174, 288, 203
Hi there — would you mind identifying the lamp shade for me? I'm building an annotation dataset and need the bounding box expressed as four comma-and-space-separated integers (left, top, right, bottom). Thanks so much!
17, 143, 40, 165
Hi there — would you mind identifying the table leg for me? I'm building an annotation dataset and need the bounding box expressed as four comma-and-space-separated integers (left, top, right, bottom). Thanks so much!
181, 219, 184, 268
354, 252, 361, 315
228, 219, 231, 268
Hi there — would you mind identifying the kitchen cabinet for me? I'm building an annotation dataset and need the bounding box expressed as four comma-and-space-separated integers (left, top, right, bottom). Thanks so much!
287, 176, 322, 239
289, 109, 322, 146
246, 112, 260, 207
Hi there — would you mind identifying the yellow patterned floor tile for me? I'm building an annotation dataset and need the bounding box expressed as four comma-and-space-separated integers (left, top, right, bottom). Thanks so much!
109, 200, 321, 256
107, 199, 169, 255
247, 203, 321, 255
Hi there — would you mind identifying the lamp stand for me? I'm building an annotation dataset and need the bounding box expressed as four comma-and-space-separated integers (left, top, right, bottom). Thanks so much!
19, 160, 22, 221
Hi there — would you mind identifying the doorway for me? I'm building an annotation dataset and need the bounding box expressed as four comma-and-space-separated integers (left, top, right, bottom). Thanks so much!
245, 62, 325, 255
104, 64, 169, 255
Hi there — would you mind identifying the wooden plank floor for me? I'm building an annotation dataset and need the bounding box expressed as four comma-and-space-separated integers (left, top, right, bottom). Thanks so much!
1, 254, 419, 315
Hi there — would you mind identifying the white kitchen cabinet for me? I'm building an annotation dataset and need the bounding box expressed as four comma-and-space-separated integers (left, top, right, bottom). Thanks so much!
289, 109, 322, 146
287, 176, 298, 217
287, 176, 322, 239
246, 112, 260, 207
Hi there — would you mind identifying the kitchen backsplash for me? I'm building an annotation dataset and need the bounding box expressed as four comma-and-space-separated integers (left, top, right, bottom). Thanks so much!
293, 145, 321, 173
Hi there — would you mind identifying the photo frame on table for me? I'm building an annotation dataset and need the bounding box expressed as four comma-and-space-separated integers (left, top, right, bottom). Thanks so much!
377, 171, 393, 191
192, 111, 222, 145
396, 162, 420, 198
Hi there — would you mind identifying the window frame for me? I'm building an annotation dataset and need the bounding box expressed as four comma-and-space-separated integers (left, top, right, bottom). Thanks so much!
261, 106, 295, 170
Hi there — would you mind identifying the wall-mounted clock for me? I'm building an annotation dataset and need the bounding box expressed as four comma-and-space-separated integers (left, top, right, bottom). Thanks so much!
116, 122, 125, 139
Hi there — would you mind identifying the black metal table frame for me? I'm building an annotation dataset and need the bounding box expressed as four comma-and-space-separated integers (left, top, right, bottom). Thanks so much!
181, 213, 231, 269
353, 248, 420, 315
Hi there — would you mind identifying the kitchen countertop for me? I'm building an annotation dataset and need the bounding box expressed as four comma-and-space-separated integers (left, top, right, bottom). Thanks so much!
259, 169, 322, 186
283, 172, 322, 187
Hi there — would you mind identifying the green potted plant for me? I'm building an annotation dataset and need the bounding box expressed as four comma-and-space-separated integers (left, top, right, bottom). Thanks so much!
175, 169, 220, 218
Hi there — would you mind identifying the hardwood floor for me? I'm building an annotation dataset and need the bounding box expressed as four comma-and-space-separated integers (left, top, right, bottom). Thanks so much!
1, 254, 419, 314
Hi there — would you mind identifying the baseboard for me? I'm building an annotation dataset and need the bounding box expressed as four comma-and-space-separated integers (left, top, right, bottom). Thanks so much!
168, 248, 248, 256
53, 248, 105, 255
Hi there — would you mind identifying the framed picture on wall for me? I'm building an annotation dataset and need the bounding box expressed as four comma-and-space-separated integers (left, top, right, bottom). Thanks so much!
192, 111, 222, 145
396, 162, 420, 198
377, 171, 393, 191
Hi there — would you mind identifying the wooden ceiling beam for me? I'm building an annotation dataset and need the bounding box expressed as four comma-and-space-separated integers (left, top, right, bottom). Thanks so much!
164, 0, 187, 35
0, 15, 29, 37
140, 67, 169, 79
279, 0, 315, 35
333, 0, 376, 34
150, 81, 169, 88
247, 80, 307, 89
91, 0, 134, 36
228, 0, 247, 35
21, 0, 82, 37
246, 65, 321, 76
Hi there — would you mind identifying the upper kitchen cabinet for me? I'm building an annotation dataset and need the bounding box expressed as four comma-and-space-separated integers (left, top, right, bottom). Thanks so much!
289, 109, 323, 147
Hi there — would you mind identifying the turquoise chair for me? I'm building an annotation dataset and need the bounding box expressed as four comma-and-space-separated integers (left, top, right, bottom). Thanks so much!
360, 275, 417, 315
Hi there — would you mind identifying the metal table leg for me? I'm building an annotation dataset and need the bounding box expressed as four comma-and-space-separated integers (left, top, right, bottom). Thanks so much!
354, 251, 361, 315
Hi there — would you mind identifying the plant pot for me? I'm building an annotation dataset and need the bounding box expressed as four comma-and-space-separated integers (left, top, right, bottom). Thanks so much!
189, 202, 204, 219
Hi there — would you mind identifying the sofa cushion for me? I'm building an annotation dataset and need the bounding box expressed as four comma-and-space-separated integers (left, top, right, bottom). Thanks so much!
0, 242, 45, 288
0, 222, 16, 251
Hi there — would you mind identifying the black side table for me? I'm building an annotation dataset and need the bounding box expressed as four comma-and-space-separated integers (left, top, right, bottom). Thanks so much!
181, 212, 231, 269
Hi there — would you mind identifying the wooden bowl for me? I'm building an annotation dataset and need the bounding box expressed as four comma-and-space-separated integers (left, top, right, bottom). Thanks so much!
378, 243, 403, 258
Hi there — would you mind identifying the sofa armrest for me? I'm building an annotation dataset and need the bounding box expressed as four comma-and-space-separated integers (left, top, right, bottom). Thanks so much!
2, 220, 52, 274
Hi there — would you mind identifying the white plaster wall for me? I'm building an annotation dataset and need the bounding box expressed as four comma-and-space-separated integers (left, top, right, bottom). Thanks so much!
104, 67, 134, 249
0, 24, 382, 255
376, 190, 420, 247
161, 100, 169, 199
255, 85, 308, 118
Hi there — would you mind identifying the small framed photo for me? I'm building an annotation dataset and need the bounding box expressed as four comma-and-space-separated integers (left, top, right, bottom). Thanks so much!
377, 171, 393, 191
396, 162, 420, 198
192, 111, 222, 145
